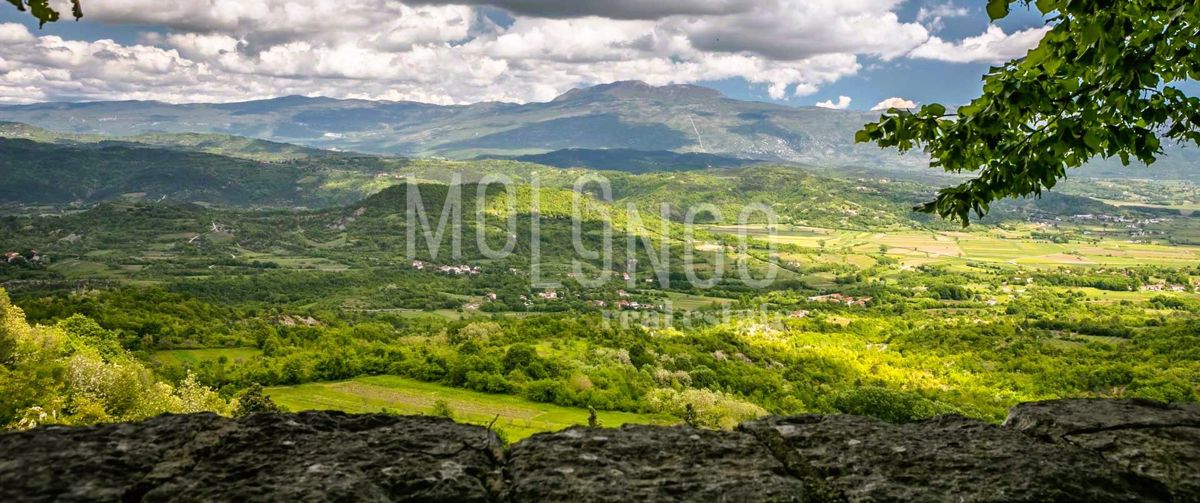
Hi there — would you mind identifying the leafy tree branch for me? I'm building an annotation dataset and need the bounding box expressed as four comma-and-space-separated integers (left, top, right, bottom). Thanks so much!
5, 0, 82, 27
858, 0, 1200, 224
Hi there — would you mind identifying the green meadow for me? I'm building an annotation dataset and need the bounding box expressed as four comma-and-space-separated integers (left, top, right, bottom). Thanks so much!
153, 348, 262, 368
266, 375, 675, 440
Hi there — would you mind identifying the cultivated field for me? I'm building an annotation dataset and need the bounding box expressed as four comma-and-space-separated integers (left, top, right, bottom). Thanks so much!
266, 375, 675, 440
153, 348, 262, 368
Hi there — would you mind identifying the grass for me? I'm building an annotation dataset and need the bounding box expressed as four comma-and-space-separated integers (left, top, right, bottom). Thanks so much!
708, 224, 1200, 268
664, 291, 733, 310
48, 259, 115, 279
266, 375, 676, 440
152, 347, 261, 367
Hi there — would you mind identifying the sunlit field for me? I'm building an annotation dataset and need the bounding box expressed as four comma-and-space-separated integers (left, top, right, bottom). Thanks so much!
267, 375, 674, 440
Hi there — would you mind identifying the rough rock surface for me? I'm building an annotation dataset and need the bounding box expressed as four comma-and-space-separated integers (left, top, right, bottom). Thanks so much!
0, 399, 1196, 502
0, 412, 503, 502
1005, 398, 1200, 501
740, 414, 1168, 502
505, 424, 807, 501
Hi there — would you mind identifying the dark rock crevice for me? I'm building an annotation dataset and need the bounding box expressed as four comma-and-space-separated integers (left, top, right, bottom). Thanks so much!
1, 399, 1197, 502
739, 414, 1171, 502
1005, 399, 1200, 501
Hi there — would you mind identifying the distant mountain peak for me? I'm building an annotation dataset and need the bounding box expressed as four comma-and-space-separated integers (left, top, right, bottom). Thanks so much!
552, 81, 723, 102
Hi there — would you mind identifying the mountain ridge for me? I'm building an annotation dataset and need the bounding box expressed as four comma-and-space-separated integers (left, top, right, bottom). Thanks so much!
1, 81, 1193, 180
0, 81, 902, 166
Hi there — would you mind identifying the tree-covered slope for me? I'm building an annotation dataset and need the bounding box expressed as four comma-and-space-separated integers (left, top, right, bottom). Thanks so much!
0, 83, 927, 166
0, 138, 386, 208
480, 148, 758, 173
3, 82, 1192, 181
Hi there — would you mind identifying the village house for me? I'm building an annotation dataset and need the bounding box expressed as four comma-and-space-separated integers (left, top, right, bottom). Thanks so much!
807, 293, 872, 307
437, 264, 481, 275
615, 300, 649, 310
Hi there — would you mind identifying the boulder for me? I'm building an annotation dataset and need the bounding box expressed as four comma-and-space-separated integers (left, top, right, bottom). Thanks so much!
1, 399, 1195, 502
505, 424, 807, 501
739, 414, 1168, 502
1005, 398, 1200, 501
0, 412, 504, 503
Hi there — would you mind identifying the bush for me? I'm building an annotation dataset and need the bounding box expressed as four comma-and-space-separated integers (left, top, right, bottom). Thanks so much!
431, 399, 454, 419
831, 386, 959, 423
234, 384, 280, 416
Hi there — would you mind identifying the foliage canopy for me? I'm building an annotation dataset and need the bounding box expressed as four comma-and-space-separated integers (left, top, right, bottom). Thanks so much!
858, 0, 1200, 224
5, 0, 82, 26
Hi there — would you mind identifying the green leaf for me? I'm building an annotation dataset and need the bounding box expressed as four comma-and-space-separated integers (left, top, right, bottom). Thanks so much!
26, 0, 60, 26
1024, 46, 1049, 67
1035, 0, 1061, 15
986, 0, 1010, 21
862, 0, 1198, 224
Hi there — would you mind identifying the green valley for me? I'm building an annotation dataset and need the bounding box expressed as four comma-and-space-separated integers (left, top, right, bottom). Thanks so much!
2, 127, 1197, 436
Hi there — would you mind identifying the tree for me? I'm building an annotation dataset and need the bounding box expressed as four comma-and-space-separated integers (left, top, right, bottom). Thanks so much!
6, 0, 83, 27
682, 403, 698, 428
858, 0, 1200, 224
502, 343, 537, 373
431, 399, 454, 419
234, 384, 280, 417
587, 405, 598, 427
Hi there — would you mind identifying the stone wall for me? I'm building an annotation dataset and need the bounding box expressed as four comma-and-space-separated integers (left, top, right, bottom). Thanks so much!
0, 398, 1196, 502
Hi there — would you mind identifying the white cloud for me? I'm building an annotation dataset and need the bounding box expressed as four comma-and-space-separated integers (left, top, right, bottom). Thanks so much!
815, 96, 851, 109
909, 25, 1050, 64
916, 2, 969, 32
871, 97, 916, 110
0, 1, 871, 105
0, 0, 1011, 105
0, 22, 33, 43
411, 0, 755, 20
673, 0, 929, 61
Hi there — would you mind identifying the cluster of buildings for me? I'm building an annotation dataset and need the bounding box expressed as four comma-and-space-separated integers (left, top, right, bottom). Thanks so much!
806, 293, 872, 307
1068, 214, 1170, 226
462, 292, 500, 311
3, 250, 43, 265
411, 261, 481, 276
613, 300, 658, 311
1140, 283, 1190, 293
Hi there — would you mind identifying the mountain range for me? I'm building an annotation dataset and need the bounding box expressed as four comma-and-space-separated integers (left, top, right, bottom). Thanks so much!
0, 81, 914, 168
2, 81, 1193, 180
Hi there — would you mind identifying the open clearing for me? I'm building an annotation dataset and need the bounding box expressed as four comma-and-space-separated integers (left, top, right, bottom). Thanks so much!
266, 375, 675, 440
153, 347, 262, 368
708, 224, 1200, 268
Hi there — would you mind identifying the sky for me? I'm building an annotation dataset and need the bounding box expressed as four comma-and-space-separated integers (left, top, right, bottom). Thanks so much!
0, 0, 1055, 109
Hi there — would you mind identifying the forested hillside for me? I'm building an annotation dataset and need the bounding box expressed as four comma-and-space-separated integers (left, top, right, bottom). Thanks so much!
2, 82, 1195, 182
3, 171, 1198, 435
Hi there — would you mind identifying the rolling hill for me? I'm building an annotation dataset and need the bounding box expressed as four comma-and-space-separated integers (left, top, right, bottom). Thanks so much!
0, 82, 916, 167
480, 148, 758, 173
0, 135, 397, 208
0, 124, 1142, 231
3, 81, 1193, 181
